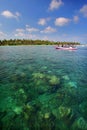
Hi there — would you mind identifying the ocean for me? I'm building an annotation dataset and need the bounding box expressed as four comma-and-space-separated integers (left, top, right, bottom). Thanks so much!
0, 45, 87, 130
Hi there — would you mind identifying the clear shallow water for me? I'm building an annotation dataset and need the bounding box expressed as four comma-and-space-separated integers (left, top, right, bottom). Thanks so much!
0, 45, 87, 130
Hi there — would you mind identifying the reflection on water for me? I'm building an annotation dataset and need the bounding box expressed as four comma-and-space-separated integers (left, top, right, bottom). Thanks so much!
0, 45, 87, 130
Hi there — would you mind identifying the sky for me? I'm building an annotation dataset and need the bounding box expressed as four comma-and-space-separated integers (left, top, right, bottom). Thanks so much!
0, 0, 87, 44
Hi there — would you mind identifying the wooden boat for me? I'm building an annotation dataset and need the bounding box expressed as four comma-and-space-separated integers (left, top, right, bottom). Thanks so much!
55, 46, 77, 50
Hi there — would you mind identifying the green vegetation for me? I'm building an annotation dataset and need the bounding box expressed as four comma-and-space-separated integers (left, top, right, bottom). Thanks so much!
0, 39, 80, 46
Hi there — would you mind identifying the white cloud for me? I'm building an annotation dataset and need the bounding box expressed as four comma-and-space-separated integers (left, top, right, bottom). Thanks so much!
15, 29, 25, 37
55, 17, 70, 26
15, 32, 25, 37
15, 32, 36, 39
0, 31, 7, 39
73, 16, 79, 23
0, 31, 5, 36
15, 28, 25, 37
16, 28, 25, 32
38, 18, 50, 26
15, 12, 20, 17
25, 25, 30, 28
38, 18, 47, 26
15, 26, 39, 38
41, 26, 56, 33
26, 27, 39, 32
49, 0, 64, 11
80, 4, 87, 17
1, 10, 20, 19
15, 26, 39, 39
27, 34, 37, 39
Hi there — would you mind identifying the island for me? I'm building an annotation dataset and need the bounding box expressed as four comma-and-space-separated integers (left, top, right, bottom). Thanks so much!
0, 39, 80, 46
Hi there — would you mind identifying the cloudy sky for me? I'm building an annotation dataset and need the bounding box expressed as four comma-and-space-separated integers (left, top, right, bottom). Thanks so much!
0, 0, 87, 43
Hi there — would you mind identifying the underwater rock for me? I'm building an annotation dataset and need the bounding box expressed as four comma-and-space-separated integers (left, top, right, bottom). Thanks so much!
44, 113, 50, 119
67, 81, 77, 88
38, 111, 44, 119
32, 72, 45, 79
19, 88, 25, 94
26, 103, 33, 110
52, 106, 70, 117
62, 81, 78, 97
52, 109, 59, 118
1, 112, 16, 130
35, 79, 45, 86
13, 106, 23, 115
18, 88, 27, 102
20, 72, 26, 78
72, 117, 87, 130
11, 71, 26, 82
58, 106, 71, 119
49, 75, 60, 85
47, 70, 52, 74
24, 103, 33, 114
23, 112, 29, 120
42, 66, 47, 69
57, 91, 65, 99
34, 79, 49, 94
62, 75, 70, 80
28, 65, 33, 71
79, 102, 87, 120
23, 104, 33, 120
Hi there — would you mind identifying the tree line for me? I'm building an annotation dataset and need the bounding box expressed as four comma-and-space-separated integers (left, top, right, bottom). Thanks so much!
0, 39, 80, 46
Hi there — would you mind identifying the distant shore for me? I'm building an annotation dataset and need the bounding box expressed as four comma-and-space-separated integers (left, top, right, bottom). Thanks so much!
0, 39, 80, 46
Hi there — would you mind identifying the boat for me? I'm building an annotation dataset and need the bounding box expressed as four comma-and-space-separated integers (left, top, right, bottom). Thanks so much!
55, 46, 77, 50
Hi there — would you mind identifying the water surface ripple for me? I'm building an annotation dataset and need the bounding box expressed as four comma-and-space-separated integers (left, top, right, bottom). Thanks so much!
0, 45, 87, 130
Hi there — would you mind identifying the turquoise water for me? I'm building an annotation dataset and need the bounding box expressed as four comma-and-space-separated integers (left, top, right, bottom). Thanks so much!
0, 45, 87, 130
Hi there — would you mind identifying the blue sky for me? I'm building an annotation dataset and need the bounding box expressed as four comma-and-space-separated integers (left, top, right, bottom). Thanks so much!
0, 0, 87, 43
